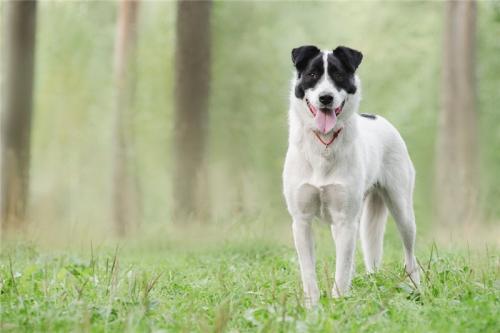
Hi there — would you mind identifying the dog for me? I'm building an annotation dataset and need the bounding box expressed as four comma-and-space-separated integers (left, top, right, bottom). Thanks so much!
283, 45, 420, 308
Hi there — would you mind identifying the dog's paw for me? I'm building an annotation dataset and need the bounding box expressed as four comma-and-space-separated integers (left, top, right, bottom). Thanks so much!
405, 265, 421, 287
304, 295, 319, 309
303, 288, 320, 309
332, 288, 346, 299
331, 283, 351, 299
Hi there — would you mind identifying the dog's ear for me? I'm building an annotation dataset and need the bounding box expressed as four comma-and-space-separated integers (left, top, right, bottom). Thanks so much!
332, 46, 363, 73
291, 45, 320, 72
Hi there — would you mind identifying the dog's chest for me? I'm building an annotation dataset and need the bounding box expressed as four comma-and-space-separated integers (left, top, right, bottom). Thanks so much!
295, 179, 351, 223
301, 146, 352, 187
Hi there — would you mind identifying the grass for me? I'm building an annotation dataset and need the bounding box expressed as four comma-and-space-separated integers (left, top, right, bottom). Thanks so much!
1, 223, 498, 332
1, 1, 499, 331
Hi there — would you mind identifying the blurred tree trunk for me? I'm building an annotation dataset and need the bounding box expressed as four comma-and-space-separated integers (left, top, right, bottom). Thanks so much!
112, 0, 141, 236
173, 0, 212, 220
436, 0, 478, 225
1, 1, 37, 232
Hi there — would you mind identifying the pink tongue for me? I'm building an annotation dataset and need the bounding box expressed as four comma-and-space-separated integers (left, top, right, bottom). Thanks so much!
315, 111, 337, 134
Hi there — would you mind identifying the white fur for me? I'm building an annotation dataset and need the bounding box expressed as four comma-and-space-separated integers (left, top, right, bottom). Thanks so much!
283, 51, 420, 308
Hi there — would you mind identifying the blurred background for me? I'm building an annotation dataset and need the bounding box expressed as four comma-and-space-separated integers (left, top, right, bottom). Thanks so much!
1, 0, 499, 245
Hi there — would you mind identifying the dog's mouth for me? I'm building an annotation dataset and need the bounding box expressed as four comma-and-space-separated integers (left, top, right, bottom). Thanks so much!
306, 99, 345, 117
306, 99, 345, 134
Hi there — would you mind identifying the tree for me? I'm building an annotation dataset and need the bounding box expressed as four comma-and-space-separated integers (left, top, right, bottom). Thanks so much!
173, 0, 212, 220
112, 0, 141, 235
436, 0, 478, 225
1, 0, 37, 232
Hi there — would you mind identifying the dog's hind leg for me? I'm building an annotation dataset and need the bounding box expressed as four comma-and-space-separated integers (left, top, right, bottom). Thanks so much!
360, 190, 388, 273
383, 183, 420, 286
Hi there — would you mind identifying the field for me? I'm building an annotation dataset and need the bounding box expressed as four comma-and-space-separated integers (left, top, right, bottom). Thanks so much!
1, 1, 500, 332
1, 222, 498, 332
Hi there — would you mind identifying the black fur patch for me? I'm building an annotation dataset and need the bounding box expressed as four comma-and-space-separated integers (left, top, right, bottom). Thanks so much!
326, 53, 357, 94
291, 45, 320, 75
291, 45, 363, 99
332, 46, 363, 73
360, 113, 377, 119
293, 53, 324, 99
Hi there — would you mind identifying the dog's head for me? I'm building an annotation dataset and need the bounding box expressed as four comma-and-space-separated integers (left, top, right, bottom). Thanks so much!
291, 45, 363, 134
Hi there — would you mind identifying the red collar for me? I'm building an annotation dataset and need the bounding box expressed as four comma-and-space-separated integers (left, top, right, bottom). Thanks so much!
314, 128, 342, 147
306, 99, 343, 148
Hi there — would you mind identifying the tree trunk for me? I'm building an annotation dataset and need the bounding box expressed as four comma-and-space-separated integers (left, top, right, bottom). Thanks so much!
112, 0, 141, 236
173, 0, 212, 220
1, 0, 37, 232
436, 0, 478, 225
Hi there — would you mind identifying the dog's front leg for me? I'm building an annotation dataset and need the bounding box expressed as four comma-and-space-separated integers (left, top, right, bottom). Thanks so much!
323, 184, 361, 298
292, 218, 319, 308
330, 221, 358, 297
291, 183, 321, 308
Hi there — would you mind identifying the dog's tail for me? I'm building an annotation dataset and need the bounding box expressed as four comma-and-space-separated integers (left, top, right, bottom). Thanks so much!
360, 190, 388, 273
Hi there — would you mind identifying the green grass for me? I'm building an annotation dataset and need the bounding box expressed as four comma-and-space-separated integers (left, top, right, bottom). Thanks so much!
1, 1, 499, 331
1, 224, 498, 332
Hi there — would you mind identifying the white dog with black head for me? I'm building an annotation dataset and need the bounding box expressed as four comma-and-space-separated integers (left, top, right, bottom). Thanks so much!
283, 45, 420, 308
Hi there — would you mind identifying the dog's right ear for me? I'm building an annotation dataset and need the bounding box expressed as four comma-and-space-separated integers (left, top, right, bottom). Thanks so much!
291, 45, 320, 73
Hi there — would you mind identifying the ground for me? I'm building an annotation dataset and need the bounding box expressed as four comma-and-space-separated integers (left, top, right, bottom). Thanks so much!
1, 222, 498, 332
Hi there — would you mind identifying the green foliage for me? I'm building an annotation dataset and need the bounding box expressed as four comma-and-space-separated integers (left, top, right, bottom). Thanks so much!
21, 1, 500, 229
1, 239, 498, 332
478, 1, 500, 219
2, 2, 499, 331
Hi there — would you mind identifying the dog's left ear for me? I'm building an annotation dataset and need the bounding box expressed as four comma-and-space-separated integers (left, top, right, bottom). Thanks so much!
333, 46, 363, 73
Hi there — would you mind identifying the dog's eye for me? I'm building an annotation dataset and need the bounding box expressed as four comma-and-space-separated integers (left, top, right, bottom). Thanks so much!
308, 72, 319, 79
333, 73, 345, 82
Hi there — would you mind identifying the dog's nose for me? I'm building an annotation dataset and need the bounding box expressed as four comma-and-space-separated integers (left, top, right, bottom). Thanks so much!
319, 94, 333, 105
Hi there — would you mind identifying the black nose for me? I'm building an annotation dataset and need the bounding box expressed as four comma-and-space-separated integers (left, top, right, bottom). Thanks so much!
319, 94, 333, 105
